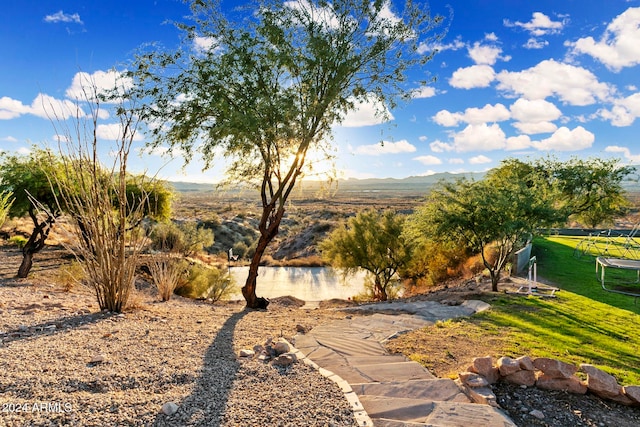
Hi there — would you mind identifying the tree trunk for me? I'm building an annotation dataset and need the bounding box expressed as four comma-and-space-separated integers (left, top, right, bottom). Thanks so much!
241, 204, 285, 309
373, 276, 388, 301
489, 269, 500, 292
17, 213, 55, 278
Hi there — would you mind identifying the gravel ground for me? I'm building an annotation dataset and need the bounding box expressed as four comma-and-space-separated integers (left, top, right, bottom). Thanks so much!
0, 278, 355, 427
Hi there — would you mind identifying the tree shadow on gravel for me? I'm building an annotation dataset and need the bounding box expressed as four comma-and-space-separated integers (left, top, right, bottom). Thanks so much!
0, 311, 115, 346
154, 309, 249, 427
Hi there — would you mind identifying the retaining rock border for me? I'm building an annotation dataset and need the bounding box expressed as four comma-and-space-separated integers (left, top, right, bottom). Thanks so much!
456, 355, 640, 408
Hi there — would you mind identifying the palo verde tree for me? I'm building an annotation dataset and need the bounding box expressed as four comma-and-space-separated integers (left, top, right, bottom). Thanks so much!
544, 157, 635, 228
410, 161, 563, 292
129, 0, 445, 308
320, 209, 413, 301
0, 149, 65, 278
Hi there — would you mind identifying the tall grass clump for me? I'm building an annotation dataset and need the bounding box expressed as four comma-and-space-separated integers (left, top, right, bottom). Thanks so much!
0, 190, 13, 229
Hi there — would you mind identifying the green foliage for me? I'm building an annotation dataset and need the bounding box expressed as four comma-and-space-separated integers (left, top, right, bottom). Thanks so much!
9, 235, 27, 248
320, 209, 413, 301
544, 157, 635, 228
0, 190, 13, 229
409, 161, 563, 292
125, 178, 173, 222
176, 263, 237, 302
0, 149, 64, 218
404, 238, 470, 287
150, 221, 214, 256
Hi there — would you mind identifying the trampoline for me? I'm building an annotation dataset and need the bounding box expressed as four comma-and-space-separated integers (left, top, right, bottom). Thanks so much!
595, 256, 640, 302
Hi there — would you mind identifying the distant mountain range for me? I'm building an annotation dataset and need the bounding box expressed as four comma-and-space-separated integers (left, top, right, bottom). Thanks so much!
168, 169, 640, 194
167, 171, 487, 194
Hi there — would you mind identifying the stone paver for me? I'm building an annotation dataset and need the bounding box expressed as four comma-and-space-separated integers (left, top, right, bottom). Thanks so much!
294, 300, 516, 427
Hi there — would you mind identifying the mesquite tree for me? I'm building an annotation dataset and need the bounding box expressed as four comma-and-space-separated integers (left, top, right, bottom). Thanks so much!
129, 0, 445, 308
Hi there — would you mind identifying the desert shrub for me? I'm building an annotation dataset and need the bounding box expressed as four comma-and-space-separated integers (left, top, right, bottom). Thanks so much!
353, 274, 402, 302
404, 238, 470, 287
147, 254, 189, 301
0, 190, 13, 229
9, 235, 27, 248
54, 261, 86, 292
150, 221, 214, 257
231, 241, 249, 259
176, 263, 236, 302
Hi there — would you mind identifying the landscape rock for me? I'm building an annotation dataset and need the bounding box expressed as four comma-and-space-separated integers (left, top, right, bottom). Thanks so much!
239, 349, 255, 358
90, 353, 106, 364
274, 341, 291, 355
533, 357, 577, 379
536, 373, 587, 394
516, 356, 534, 371
161, 402, 179, 416
459, 371, 489, 388
497, 356, 521, 376
272, 354, 296, 367
504, 369, 536, 387
623, 385, 640, 404
470, 356, 500, 384
580, 364, 623, 400
529, 409, 545, 420
296, 324, 307, 333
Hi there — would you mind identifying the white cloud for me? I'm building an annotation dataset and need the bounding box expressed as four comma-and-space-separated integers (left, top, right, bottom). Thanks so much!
96, 123, 144, 141
512, 121, 557, 134
504, 12, 565, 36
469, 155, 492, 165
485, 33, 498, 42
510, 98, 562, 122
338, 95, 393, 127
496, 59, 613, 106
452, 123, 507, 152
30, 94, 84, 120
468, 42, 503, 65
449, 158, 465, 165
430, 140, 453, 153
433, 103, 510, 127
413, 155, 442, 165
65, 70, 133, 103
419, 36, 465, 55
605, 146, 640, 162
449, 65, 495, 89
531, 126, 595, 151
354, 139, 416, 156
418, 135, 428, 142
569, 7, 640, 72
433, 110, 463, 127
284, 0, 341, 29
0, 97, 29, 120
44, 10, 83, 24
411, 86, 437, 99
505, 135, 533, 150
598, 92, 640, 126
1, 136, 18, 142
509, 98, 561, 134
193, 36, 221, 55
524, 38, 548, 49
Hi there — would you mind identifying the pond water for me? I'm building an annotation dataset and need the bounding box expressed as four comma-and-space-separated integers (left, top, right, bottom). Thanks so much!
228, 266, 366, 301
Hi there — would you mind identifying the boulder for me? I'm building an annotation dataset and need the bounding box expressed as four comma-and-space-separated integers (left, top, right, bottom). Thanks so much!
458, 372, 489, 388
274, 341, 291, 355
516, 356, 534, 371
536, 373, 587, 394
533, 357, 577, 379
580, 364, 623, 400
504, 369, 536, 387
497, 356, 521, 376
623, 385, 640, 404
470, 356, 500, 384
272, 354, 296, 367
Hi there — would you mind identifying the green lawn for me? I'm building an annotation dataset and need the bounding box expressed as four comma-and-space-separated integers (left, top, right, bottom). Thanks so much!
473, 235, 640, 385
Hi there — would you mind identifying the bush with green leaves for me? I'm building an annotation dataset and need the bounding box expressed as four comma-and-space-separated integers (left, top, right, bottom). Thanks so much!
175, 263, 236, 302
150, 221, 214, 257
0, 190, 13, 229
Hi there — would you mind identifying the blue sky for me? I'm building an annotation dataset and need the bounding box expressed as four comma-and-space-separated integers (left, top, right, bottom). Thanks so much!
1, 0, 640, 182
